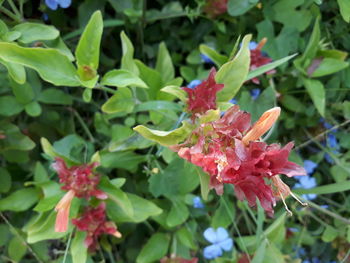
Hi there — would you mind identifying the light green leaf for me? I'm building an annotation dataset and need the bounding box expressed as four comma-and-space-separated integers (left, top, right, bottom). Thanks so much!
71, 231, 88, 263
134, 101, 182, 113
76, 11, 103, 80
246, 54, 297, 81
10, 77, 34, 104
303, 78, 325, 117
25, 101, 42, 117
176, 227, 197, 249
0, 43, 80, 86
338, 0, 350, 22
166, 200, 189, 227
293, 181, 350, 195
197, 168, 210, 201
212, 196, 235, 229
101, 69, 148, 88
12, 23, 59, 44
216, 34, 251, 101
265, 213, 286, 244
133, 121, 193, 146
227, 0, 259, 16
8, 236, 27, 262
322, 226, 339, 242
136, 233, 170, 263
101, 87, 134, 114
0, 95, 23, 116
38, 88, 73, 105
156, 42, 175, 83
0, 188, 39, 212
0, 122, 35, 151
44, 37, 75, 61
251, 240, 267, 263
0, 58, 26, 84
311, 58, 349, 77
199, 44, 228, 67
100, 151, 146, 172
160, 85, 187, 102
120, 31, 139, 74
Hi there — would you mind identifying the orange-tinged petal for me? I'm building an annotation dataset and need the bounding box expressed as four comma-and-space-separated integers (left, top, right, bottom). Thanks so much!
242, 107, 280, 145
55, 190, 75, 232
257, 37, 267, 50
113, 230, 122, 238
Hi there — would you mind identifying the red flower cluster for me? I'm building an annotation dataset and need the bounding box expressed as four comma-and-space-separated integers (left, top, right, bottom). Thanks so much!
250, 38, 276, 84
172, 105, 306, 216
72, 203, 121, 252
183, 68, 224, 120
160, 256, 198, 263
53, 157, 107, 199
204, 0, 228, 17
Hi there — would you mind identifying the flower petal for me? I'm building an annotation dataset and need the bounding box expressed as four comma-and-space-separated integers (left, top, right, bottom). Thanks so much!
55, 190, 75, 232
215, 227, 229, 242
58, 0, 71, 8
203, 244, 222, 259
45, 0, 58, 10
203, 227, 217, 243
217, 238, 233, 251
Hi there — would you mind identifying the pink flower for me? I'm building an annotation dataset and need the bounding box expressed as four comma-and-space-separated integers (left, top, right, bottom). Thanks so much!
183, 68, 224, 120
173, 105, 306, 215
52, 158, 107, 232
72, 203, 121, 252
204, 0, 228, 18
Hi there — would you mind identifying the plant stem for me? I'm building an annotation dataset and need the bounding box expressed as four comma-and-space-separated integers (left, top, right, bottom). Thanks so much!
62, 230, 74, 263
0, 212, 44, 263
7, 0, 21, 19
70, 108, 95, 143
0, 6, 20, 22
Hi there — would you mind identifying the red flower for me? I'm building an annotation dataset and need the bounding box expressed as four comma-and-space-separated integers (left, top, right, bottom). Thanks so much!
72, 203, 121, 252
173, 105, 306, 215
250, 38, 275, 84
204, 0, 228, 17
52, 158, 107, 232
183, 68, 224, 120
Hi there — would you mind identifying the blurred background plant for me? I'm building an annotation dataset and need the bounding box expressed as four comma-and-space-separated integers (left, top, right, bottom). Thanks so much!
0, 0, 349, 262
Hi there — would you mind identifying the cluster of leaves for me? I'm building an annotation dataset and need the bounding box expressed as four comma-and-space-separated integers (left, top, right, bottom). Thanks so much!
0, 0, 350, 263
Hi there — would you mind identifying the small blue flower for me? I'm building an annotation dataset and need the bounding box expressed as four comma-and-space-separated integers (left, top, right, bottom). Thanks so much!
188, 79, 202, 89
327, 133, 339, 149
250, 88, 261, 100
248, 41, 258, 50
303, 160, 317, 175
45, 0, 72, 10
229, 98, 237, 104
203, 227, 233, 260
200, 54, 214, 64
193, 196, 204, 209
294, 175, 317, 200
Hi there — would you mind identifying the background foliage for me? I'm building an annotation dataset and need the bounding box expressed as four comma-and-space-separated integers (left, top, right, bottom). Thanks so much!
0, 0, 350, 262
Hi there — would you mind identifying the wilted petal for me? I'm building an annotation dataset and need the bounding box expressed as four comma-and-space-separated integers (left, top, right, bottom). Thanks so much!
55, 190, 75, 232
242, 107, 281, 145
203, 244, 223, 259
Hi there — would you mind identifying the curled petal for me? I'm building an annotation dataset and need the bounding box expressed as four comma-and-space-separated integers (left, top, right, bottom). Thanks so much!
272, 176, 291, 199
55, 190, 75, 232
242, 107, 281, 145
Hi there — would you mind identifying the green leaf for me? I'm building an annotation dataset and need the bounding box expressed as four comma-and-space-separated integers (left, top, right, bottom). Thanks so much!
0, 168, 11, 193
8, 236, 27, 262
160, 85, 187, 102
322, 226, 339, 242
135, 60, 163, 99
99, 176, 133, 218
166, 200, 189, 227
303, 78, 325, 117
101, 87, 134, 114
176, 227, 197, 249
212, 196, 235, 229
311, 58, 349, 77
100, 151, 146, 172
199, 44, 228, 67
33, 181, 63, 212
264, 213, 286, 244
0, 58, 26, 84
251, 240, 267, 263
0, 95, 23, 116
44, 37, 75, 61
25, 101, 42, 117
156, 42, 175, 83
38, 88, 73, 105
134, 101, 182, 113
136, 233, 170, 263
0, 122, 35, 151
71, 231, 88, 263
12, 23, 59, 44
216, 34, 251, 101
120, 31, 139, 74
101, 69, 148, 88
0, 188, 39, 212
227, 0, 259, 16
246, 54, 297, 81
107, 193, 162, 223
0, 43, 80, 86
76, 11, 103, 80
338, 0, 350, 22
133, 121, 193, 146
197, 168, 210, 201
293, 181, 350, 195
10, 77, 34, 104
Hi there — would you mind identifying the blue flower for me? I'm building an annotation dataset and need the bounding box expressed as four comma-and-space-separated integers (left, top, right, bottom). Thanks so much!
193, 196, 204, 209
200, 54, 214, 64
248, 41, 258, 50
303, 160, 317, 175
327, 133, 339, 149
229, 98, 237, 104
203, 227, 233, 260
188, 79, 202, 89
45, 0, 72, 10
250, 88, 261, 100
294, 176, 317, 200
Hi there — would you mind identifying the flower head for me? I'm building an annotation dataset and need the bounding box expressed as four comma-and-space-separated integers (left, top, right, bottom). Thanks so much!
72, 203, 121, 252
203, 227, 233, 259
204, 0, 228, 17
200, 54, 214, 64
193, 196, 204, 208
45, 0, 72, 10
294, 175, 317, 200
303, 160, 318, 175
183, 68, 224, 120
55, 189, 75, 232
250, 88, 261, 100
